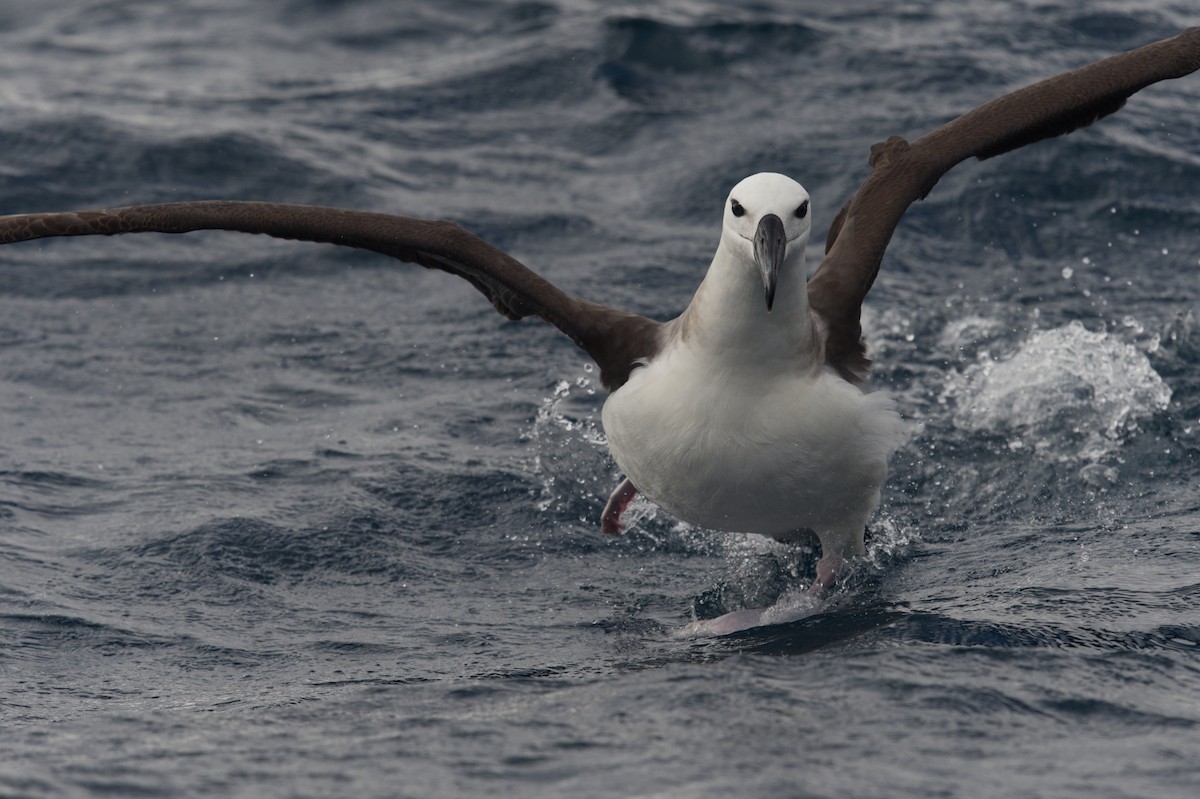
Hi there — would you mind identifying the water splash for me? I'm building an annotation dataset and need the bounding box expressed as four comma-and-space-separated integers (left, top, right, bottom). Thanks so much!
524, 369, 612, 522
943, 321, 1172, 462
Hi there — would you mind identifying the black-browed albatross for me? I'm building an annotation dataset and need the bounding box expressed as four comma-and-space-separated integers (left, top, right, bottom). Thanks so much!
2, 29, 1198, 633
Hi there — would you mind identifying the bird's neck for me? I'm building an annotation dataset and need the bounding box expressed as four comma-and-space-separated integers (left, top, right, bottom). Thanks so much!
676, 236, 822, 367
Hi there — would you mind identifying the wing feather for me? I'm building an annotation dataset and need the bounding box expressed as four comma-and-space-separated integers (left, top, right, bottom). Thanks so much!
811, 27, 1200, 383
0, 201, 662, 390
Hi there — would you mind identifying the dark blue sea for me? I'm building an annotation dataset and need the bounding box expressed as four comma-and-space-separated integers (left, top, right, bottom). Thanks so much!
2, 2, 1199, 797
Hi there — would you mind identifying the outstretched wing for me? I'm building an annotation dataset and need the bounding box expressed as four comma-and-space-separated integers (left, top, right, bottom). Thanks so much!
810, 27, 1200, 383
0, 201, 662, 390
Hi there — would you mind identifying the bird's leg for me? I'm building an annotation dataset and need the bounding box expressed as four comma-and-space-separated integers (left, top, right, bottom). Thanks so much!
813, 551, 847, 592
810, 522, 865, 593
600, 477, 638, 535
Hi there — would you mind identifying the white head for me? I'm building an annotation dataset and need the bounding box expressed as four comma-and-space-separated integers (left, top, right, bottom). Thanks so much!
720, 172, 812, 311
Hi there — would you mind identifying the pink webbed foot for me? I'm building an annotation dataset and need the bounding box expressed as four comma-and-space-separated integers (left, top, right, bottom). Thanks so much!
679, 594, 826, 637
679, 551, 849, 637
600, 477, 638, 535
679, 608, 770, 637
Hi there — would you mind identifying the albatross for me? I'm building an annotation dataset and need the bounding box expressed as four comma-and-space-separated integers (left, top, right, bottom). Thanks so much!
2, 29, 1198, 633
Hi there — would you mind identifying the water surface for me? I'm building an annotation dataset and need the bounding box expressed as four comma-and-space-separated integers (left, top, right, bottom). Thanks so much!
2, 2, 1199, 797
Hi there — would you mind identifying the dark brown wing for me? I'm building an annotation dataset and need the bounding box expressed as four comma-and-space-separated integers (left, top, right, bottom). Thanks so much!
0, 201, 661, 390
810, 27, 1200, 383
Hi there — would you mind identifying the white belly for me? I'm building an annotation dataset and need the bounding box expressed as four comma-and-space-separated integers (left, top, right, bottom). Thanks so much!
600, 345, 904, 542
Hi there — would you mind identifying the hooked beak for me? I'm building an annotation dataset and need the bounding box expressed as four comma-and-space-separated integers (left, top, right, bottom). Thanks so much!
753, 213, 786, 312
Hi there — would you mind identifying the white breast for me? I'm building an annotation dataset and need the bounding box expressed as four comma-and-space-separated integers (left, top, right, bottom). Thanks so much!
600, 341, 904, 543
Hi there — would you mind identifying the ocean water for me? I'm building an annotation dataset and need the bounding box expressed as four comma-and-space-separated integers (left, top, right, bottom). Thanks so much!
2, 1, 1199, 797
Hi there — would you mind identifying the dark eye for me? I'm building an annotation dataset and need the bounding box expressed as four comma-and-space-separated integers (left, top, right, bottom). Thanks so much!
730, 199, 745, 218
794, 200, 809, 219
